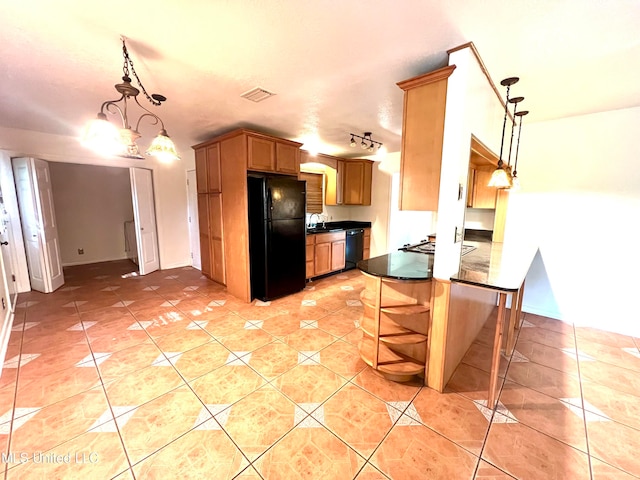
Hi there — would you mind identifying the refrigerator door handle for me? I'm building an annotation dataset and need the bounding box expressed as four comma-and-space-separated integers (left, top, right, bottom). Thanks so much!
267, 187, 273, 220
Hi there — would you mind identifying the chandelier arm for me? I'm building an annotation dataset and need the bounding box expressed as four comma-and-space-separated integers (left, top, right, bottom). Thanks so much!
132, 96, 165, 132
101, 97, 127, 127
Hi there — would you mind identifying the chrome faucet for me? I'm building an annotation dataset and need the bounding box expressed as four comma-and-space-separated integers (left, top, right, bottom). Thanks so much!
308, 213, 321, 228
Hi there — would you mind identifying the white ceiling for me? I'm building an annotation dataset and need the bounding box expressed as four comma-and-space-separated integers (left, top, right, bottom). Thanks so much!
1, 1, 639, 160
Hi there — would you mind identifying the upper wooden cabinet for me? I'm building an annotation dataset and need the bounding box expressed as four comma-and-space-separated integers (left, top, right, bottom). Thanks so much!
343, 160, 372, 205
195, 143, 221, 193
325, 159, 372, 206
247, 133, 301, 175
467, 167, 497, 209
397, 65, 456, 211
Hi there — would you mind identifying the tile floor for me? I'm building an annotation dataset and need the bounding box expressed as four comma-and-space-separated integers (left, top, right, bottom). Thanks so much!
1, 260, 639, 479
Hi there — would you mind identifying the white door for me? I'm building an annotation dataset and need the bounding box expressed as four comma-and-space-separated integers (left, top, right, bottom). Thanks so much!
12, 158, 64, 293
0, 186, 17, 306
186, 170, 201, 269
130, 168, 159, 275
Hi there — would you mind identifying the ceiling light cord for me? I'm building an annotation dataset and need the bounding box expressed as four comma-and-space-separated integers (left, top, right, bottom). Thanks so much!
120, 36, 165, 107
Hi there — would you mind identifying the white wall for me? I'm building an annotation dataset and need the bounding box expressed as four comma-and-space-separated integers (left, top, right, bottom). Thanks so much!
349, 157, 394, 257
434, 47, 506, 279
505, 106, 640, 337
388, 173, 436, 250
0, 126, 191, 289
464, 208, 495, 231
49, 162, 133, 266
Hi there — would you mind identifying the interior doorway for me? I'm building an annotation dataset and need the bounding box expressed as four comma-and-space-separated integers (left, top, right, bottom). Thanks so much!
12, 159, 160, 292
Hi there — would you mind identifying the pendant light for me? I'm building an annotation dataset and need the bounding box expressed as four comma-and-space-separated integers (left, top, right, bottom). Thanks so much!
488, 77, 519, 188
511, 110, 529, 189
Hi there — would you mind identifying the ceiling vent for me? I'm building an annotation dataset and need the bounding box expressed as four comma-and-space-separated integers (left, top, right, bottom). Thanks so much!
240, 87, 276, 103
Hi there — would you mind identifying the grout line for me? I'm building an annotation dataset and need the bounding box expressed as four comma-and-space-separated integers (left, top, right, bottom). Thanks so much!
3, 311, 26, 480
573, 323, 594, 480
77, 306, 137, 477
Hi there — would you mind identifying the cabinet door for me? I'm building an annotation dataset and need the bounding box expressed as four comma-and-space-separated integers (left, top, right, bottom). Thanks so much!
197, 194, 212, 277
314, 242, 332, 275
247, 136, 276, 172
472, 168, 497, 208
466, 168, 476, 207
275, 142, 299, 175
195, 148, 208, 194
331, 240, 346, 271
362, 161, 372, 206
208, 193, 225, 283
343, 161, 364, 205
212, 238, 225, 284
397, 67, 454, 211
324, 162, 343, 206
206, 143, 221, 193
363, 228, 371, 260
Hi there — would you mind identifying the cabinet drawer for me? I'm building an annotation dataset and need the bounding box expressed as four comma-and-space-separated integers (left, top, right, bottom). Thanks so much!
305, 235, 315, 245
315, 231, 345, 243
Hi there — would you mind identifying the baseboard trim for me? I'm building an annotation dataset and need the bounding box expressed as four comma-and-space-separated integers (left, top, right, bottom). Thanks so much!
522, 303, 562, 321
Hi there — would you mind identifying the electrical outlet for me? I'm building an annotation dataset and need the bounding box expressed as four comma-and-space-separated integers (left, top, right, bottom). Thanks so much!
78, 248, 84, 255
458, 183, 463, 201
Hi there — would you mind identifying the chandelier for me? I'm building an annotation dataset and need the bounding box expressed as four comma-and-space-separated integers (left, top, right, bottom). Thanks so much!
349, 132, 383, 153
81, 37, 179, 162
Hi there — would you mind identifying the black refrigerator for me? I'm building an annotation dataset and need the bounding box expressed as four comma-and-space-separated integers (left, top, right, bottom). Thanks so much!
248, 175, 306, 301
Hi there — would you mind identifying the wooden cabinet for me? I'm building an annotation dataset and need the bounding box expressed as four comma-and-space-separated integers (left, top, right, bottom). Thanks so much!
363, 228, 371, 259
193, 129, 303, 301
247, 134, 300, 175
331, 239, 346, 271
197, 194, 211, 278
306, 231, 346, 278
195, 143, 221, 193
208, 193, 225, 284
343, 160, 372, 205
325, 159, 372, 206
358, 272, 432, 383
305, 235, 315, 279
197, 192, 225, 284
397, 65, 456, 211
467, 167, 497, 209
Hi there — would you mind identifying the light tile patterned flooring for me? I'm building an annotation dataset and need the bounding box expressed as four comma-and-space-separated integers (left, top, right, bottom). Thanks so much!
1, 260, 639, 479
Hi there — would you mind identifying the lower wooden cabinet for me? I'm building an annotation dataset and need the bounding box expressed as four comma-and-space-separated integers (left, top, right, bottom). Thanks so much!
331, 239, 346, 271
306, 231, 346, 278
363, 228, 371, 259
198, 192, 225, 284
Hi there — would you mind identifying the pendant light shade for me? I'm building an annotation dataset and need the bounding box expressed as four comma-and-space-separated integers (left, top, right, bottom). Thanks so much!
488, 165, 513, 188
146, 129, 180, 163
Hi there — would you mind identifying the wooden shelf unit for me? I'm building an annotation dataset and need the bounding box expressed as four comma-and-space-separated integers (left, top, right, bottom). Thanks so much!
358, 271, 432, 383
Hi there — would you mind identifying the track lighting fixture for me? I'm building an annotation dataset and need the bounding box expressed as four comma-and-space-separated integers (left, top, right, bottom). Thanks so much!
348, 132, 383, 153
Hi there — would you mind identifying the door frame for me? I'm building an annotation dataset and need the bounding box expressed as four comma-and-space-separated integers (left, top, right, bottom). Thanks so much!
186, 169, 201, 269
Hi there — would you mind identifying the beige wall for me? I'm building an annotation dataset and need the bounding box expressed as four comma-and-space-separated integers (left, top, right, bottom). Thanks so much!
505, 106, 640, 337
49, 162, 134, 266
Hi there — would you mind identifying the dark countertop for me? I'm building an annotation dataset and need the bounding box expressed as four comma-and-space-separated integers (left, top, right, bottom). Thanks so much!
306, 221, 371, 234
357, 251, 433, 281
451, 240, 538, 292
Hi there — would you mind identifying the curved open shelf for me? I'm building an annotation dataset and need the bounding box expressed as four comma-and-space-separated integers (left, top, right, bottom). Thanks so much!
359, 337, 425, 377
361, 316, 428, 344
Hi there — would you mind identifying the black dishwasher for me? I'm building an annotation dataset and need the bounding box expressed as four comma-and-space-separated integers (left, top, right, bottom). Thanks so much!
345, 228, 364, 270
